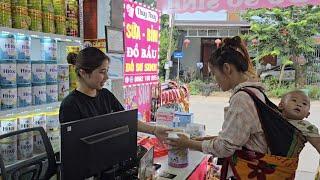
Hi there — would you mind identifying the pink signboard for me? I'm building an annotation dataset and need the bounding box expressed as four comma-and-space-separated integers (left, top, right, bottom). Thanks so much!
157, 0, 319, 13
123, 0, 161, 86
124, 84, 153, 121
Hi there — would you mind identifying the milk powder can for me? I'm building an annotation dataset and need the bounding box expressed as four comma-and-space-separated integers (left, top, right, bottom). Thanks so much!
0, 33, 16, 59
57, 64, 69, 82
0, 114, 17, 142
46, 82, 58, 103
46, 108, 59, 130
0, 84, 17, 110
16, 35, 30, 60
32, 83, 46, 105
17, 113, 33, 130
40, 38, 57, 61
58, 80, 69, 101
33, 112, 46, 130
0, 114, 18, 164
46, 60, 58, 83
0, 59, 16, 85
17, 83, 32, 107
16, 60, 31, 84
17, 113, 33, 160
17, 135, 33, 160
167, 132, 189, 168
33, 111, 46, 154
33, 132, 45, 154
47, 129, 60, 153
31, 60, 46, 83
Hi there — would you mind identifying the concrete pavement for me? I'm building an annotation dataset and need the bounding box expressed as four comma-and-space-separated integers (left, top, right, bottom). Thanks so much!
190, 95, 320, 180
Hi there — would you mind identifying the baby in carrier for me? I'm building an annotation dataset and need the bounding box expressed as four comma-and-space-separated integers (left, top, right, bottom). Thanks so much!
279, 90, 320, 155
206, 89, 320, 180
279, 90, 320, 180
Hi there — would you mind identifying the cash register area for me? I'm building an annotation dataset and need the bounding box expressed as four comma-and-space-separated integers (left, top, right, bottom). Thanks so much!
0, 108, 209, 180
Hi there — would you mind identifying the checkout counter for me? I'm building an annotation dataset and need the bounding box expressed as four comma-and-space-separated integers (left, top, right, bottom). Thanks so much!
138, 132, 208, 180
155, 150, 208, 180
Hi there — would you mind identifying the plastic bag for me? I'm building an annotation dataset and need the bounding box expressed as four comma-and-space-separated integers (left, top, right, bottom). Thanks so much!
138, 136, 168, 158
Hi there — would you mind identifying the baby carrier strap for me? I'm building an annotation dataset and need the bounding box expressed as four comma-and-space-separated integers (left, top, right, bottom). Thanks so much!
238, 87, 301, 157
219, 87, 303, 180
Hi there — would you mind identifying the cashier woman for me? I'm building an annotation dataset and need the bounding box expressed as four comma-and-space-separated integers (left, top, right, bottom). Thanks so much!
59, 47, 171, 140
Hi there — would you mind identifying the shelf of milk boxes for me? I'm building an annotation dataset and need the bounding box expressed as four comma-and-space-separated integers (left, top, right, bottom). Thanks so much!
0, 33, 71, 166
155, 107, 206, 139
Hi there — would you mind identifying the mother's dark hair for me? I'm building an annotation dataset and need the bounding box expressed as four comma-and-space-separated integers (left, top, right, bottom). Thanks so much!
209, 36, 256, 77
75, 47, 110, 77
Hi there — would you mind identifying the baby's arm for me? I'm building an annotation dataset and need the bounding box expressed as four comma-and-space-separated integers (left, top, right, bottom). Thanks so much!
307, 137, 320, 154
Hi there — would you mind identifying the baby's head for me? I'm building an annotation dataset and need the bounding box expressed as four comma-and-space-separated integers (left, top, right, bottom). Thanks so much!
279, 90, 310, 120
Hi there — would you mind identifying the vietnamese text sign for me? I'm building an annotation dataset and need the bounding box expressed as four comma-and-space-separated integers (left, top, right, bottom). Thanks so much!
174, 51, 184, 58
157, 0, 319, 13
123, 0, 161, 86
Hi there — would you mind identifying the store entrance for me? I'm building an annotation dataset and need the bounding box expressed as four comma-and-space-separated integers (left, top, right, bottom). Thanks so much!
201, 38, 219, 79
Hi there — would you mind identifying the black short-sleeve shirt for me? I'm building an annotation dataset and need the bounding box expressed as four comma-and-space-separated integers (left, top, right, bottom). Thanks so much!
59, 88, 125, 123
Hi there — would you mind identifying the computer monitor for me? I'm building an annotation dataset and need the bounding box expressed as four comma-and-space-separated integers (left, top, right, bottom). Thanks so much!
60, 109, 138, 179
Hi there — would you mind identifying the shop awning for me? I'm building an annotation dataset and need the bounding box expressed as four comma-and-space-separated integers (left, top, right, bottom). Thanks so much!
157, 0, 319, 14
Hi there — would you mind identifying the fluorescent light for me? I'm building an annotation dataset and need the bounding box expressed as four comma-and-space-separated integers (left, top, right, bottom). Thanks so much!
1, 31, 10, 34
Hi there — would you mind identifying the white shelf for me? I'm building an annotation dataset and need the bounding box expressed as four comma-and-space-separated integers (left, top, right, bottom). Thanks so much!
0, 26, 82, 44
0, 102, 61, 115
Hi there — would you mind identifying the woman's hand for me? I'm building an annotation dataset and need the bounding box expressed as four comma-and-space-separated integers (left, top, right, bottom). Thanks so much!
166, 133, 191, 149
153, 125, 173, 142
166, 133, 203, 152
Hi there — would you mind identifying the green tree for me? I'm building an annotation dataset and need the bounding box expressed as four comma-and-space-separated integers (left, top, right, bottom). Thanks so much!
242, 6, 320, 88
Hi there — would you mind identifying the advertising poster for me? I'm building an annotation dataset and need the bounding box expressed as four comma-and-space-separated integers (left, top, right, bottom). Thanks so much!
124, 84, 153, 121
123, 0, 161, 86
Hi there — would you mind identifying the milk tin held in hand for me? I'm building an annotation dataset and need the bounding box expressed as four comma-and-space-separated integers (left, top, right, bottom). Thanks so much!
16, 35, 30, 60
167, 132, 190, 168
17, 83, 32, 107
0, 60, 16, 85
0, 34, 16, 60
17, 61, 31, 84
31, 61, 46, 83
0, 84, 17, 110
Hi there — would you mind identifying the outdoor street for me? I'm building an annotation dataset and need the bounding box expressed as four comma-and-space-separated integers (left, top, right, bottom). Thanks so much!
190, 95, 320, 179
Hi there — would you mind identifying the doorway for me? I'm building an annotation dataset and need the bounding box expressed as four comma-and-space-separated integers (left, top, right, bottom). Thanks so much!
201, 38, 218, 79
